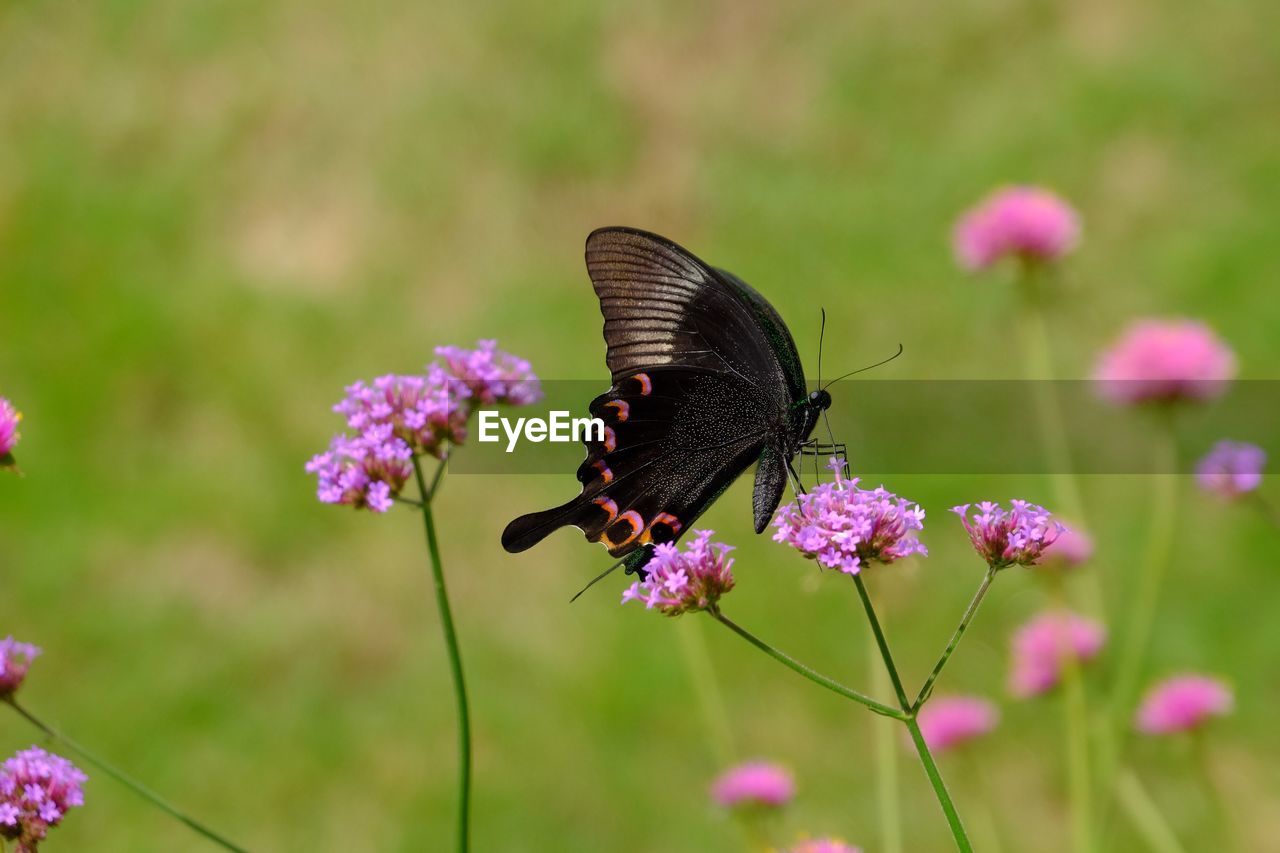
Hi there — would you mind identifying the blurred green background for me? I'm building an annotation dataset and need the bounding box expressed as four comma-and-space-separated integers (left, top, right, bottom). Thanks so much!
2, 0, 1278, 850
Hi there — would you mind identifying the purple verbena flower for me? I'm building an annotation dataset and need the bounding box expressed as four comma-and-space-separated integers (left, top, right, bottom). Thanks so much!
916, 695, 999, 754
305, 428, 413, 513
1136, 674, 1233, 735
0, 747, 86, 850
953, 186, 1080, 271
0, 398, 20, 459
1093, 319, 1236, 405
435, 339, 542, 407
0, 638, 40, 698
772, 458, 926, 575
785, 839, 863, 853
1196, 440, 1266, 500
710, 761, 794, 810
334, 366, 468, 460
952, 501, 1064, 570
621, 530, 734, 616
1009, 610, 1105, 698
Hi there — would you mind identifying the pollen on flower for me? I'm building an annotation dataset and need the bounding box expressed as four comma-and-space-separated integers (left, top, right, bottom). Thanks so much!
952, 501, 1064, 569
1135, 674, 1233, 735
952, 186, 1080, 271
1093, 319, 1236, 405
1196, 440, 1266, 499
0, 638, 40, 698
773, 459, 926, 575
916, 695, 1000, 754
621, 530, 734, 616
435, 339, 542, 407
710, 761, 794, 810
1009, 610, 1106, 698
0, 746, 86, 851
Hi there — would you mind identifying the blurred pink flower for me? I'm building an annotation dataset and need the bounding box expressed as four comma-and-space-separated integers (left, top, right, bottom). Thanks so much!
0, 638, 40, 698
0, 746, 86, 851
953, 501, 1063, 569
435, 339, 542, 407
1196, 440, 1265, 499
621, 530, 735, 616
1009, 611, 1105, 698
710, 761, 794, 810
1093, 319, 1236, 405
953, 186, 1080, 270
772, 458, 927, 575
786, 840, 862, 853
1038, 526, 1094, 570
916, 696, 1000, 754
1136, 674, 1233, 735
0, 398, 20, 459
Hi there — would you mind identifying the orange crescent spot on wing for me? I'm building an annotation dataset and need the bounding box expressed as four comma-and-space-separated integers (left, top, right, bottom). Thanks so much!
604, 400, 630, 421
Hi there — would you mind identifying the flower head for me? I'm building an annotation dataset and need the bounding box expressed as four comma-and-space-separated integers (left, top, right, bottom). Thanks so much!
952, 501, 1064, 569
1196, 440, 1265, 500
953, 186, 1080, 271
0, 638, 40, 698
621, 530, 734, 616
305, 429, 413, 512
773, 459, 926, 575
710, 761, 794, 810
1038, 526, 1094, 570
1009, 610, 1106, 698
916, 696, 1000, 754
334, 366, 468, 460
0, 398, 20, 459
435, 339, 542, 407
1093, 319, 1236, 406
0, 747, 86, 849
1136, 675, 1233, 735
785, 840, 863, 853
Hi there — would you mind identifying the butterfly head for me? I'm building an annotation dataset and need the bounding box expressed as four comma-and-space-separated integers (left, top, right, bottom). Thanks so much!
808, 389, 832, 411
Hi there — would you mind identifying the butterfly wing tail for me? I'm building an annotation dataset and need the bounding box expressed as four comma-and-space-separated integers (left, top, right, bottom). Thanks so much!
501, 498, 586, 553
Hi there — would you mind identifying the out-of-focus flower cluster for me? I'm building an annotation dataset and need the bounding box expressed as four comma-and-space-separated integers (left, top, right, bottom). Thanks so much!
622, 531, 735, 616
916, 696, 999, 755
1136, 674, 1233, 735
0, 397, 21, 463
953, 501, 1063, 570
1009, 611, 1106, 698
0, 747, 86, 852
307, 340, 540, 512
1093, 319, 1236, 406
785, 839, 863, 853
773, 459, 926, 575
710, 761, 794, 810
953, 186, 1080, 271
0, 637, 40, 698
1038, 526, 1093, 570
1196, 440, 1265, 500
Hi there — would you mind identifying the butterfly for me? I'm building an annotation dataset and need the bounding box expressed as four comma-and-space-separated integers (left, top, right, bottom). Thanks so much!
501, 227, 840, 575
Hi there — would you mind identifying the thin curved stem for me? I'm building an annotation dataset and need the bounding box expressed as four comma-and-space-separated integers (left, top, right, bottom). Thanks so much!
412, 456, 471, 853
904, 715, 974, 853
4, 698, 249, 852
913, 567, 998, 711
851, 575, 909, 710
1115, 770, 1186, 853
708, 609, 904, 719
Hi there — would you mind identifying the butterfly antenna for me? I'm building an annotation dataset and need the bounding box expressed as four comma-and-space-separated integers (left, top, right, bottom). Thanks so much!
817, 307, 827, 389
821, 343, 904, 390
569, 554, 630, 603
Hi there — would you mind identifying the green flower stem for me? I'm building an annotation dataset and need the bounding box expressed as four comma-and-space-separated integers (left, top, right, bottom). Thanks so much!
913, 567, 998, 711
853, 575, 973, 853
3, 698, 249, 852
411, 456, 471, 853
1115, 770, 1187, 853
708, 609, 905, 720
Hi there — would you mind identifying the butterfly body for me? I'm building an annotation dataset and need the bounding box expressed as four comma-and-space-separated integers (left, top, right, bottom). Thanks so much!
501, 227, 830, 567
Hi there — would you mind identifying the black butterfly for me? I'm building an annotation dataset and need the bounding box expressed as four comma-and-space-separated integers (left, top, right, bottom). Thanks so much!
502, 227, 837, 574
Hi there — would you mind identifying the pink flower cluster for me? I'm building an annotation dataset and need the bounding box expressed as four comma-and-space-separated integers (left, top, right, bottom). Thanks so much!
308, 340, 540, 512
621, 530, 735, 616
1009, 610, 1106, 698
0, 397, 20, 459
1196, 440, 1265, 499
1093, 319, 1236, 405
916, 696, 1000, 754
786, 840, 862, 853
1136, 675, 1233, 735
953, 501, 1063, 569
1037, 526, 1094, 570
0, 637, 40, 697
0, 747, 86, 851
953, 186, 1080, 271
710, 761, 794, 810
772, 459, 926, 575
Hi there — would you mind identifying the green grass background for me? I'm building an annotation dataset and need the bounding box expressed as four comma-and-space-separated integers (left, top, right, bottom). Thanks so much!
2, 0, 1278, 849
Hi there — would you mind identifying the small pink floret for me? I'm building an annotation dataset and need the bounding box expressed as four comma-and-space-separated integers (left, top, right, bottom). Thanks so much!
621, 530, 735, 616
1038, 526, 1094, 570
0, 398, 21, 458
786, 839, 863, 853
953, 186, 1080, 271
0, 638, 40, 698
710, 761, 794, 810
1136, 674, 1233, 735
1093, 319, 1236, 405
